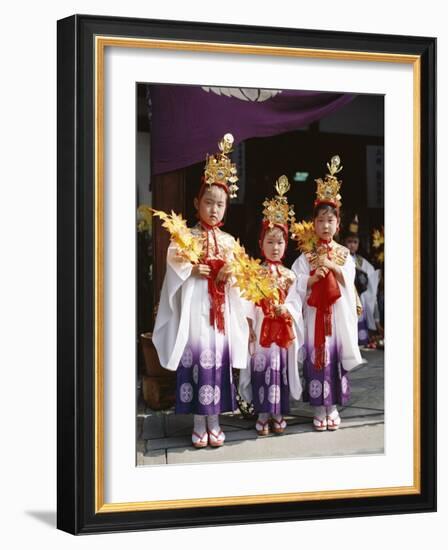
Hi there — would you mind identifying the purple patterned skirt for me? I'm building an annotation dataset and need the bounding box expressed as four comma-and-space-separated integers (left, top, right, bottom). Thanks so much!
175, 339, 236, 415
302, 343, 350, 406
250, 345, 290, 415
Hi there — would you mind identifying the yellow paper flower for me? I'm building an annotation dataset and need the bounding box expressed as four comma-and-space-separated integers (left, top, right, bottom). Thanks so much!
290, 220, 318, 254
371, 226, 384, 265
137, 205, 153, 233
151, 208, 203, 264
231, 241, 279, 305
372, 227, 384, 249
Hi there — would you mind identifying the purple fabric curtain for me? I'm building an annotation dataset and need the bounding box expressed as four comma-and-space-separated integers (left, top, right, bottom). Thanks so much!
150, 85, 354, 175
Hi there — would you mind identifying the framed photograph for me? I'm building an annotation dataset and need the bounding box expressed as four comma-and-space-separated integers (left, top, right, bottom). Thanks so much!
57, 14, 436, 534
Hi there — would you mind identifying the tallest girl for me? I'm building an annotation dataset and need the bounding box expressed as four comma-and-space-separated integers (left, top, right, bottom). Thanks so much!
153, 134, 249, 449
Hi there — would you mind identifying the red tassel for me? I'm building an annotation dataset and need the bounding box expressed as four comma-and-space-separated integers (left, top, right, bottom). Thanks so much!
204, 258, 226, 334
315, 344, 327, 371
324, 311, 333, 336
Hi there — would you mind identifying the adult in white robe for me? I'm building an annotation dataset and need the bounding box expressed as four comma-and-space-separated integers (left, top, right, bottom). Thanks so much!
353, 254, 381, 344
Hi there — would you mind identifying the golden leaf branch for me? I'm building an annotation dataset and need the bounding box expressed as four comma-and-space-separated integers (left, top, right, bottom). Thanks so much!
150, 208, 203, 264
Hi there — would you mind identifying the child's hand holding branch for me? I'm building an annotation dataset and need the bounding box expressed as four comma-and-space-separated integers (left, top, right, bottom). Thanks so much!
192, 263, 211, 278
307, 266, 328, 288
318, 257, 345, 286
215, 263, 233, 284
274, 304, 290, 317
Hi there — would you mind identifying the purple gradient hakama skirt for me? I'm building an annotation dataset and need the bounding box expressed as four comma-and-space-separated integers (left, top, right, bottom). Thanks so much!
250, 345, 290, 415
175, 338, 236, 415
302, 342, 351, 406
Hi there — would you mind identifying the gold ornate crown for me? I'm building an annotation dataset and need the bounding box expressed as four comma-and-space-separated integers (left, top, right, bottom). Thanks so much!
204, 133, 239, 198
262, 175, 296, 229
314, 155, 343, 208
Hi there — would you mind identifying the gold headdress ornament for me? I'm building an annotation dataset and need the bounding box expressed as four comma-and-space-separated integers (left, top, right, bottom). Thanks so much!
372, 226, 384, 265
204, 133, 239, 198
348, 214, 359, 234
314, 155, 343, 208
262, 175, 296, 229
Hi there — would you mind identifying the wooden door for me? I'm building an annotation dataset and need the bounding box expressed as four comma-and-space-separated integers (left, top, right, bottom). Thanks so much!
152, 169, 186, 321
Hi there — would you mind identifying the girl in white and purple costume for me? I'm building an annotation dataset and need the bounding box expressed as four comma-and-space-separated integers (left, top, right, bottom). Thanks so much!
239, 178, 303, 436
292, 157, 363, 431
153, 135, 249, 448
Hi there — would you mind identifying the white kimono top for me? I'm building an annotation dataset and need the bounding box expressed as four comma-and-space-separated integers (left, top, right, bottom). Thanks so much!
354, 254, 381, 331
292, 243, 364, 372
239, 264, 304, 402
153, 226, 249, 372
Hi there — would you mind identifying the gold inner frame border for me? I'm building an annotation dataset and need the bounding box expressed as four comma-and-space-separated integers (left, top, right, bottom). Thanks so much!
94, 36, 421, 513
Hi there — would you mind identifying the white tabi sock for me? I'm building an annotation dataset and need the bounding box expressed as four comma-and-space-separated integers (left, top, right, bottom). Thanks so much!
258, 412, 269, 422
193, 414, 206, 436
206, 414, 221, 433
326, 405, 338, 418
207, 414, 225, 443
314, 406, 326, 420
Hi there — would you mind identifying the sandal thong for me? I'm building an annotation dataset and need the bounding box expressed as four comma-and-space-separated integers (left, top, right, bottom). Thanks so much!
327, 412, 341, 431
255, 419, 270, 436
313, 416, 327, 432
208, 429, 225, 447
191, 431, 208, 448
271, 417, 287, 434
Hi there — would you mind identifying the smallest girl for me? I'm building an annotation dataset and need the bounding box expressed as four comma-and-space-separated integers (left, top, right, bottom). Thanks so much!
239, 176, 303, 436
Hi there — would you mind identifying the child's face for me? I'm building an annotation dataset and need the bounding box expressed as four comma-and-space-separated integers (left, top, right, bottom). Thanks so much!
345, 236, 360, 255
314, 209, 339, 241
262, 227, 286, 262
195, 185, 227, 226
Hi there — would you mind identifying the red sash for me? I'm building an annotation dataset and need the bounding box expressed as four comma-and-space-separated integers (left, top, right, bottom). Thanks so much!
307, 266, 341, 370
259, 288, 295, 349
200, 221, 226, 334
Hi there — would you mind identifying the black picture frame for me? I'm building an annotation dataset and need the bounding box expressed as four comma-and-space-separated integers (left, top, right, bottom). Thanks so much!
57, 14, 436, 534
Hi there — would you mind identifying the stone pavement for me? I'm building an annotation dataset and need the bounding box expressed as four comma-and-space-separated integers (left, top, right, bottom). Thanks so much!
137, 349, 384, 466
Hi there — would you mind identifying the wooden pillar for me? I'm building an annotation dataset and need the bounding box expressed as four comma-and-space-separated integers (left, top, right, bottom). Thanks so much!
152, 169, 186, 320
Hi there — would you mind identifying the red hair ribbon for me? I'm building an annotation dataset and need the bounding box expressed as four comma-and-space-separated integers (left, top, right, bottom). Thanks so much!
197, 176, 229, 201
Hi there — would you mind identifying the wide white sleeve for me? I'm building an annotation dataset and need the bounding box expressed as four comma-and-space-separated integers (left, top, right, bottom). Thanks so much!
240, 294, 257, 322
361, 257, 380, 330
284, 279, 305, 351
223, 242, 251, 369
238, 334, 255, 403
333, 255, 364, 371
284, 280, 304, 401
291, 253, 310, 304
226, 284, 250, 370
152, 245, 194, 371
